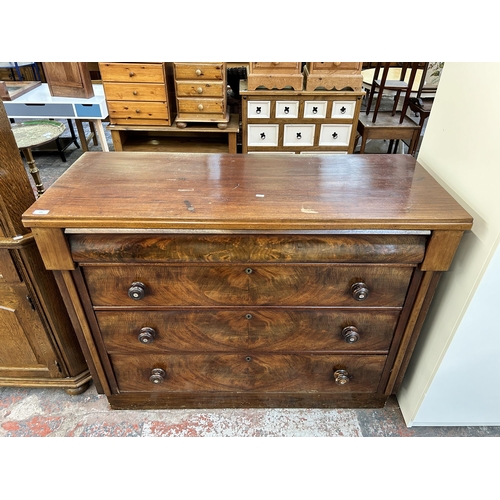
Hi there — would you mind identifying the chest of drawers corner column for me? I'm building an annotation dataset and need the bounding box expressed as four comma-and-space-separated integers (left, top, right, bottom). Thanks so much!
240, 80, 364, 154
22, 152, 473, 410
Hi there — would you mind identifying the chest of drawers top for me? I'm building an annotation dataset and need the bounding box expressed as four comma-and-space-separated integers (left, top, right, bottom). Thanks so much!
23, 152, 472, 236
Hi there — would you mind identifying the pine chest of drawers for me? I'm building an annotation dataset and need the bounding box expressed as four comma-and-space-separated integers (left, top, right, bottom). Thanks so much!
23, 153, 473, 410
241, 80, 364, 154
99, 62, 176, 126
173, 62, 228, 128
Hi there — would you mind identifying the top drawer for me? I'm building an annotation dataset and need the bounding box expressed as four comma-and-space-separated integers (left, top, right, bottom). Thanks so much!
99, 63, 165, 83
251, 62, 302, 74
69, 233, 427, 264
174, 63, 224, 81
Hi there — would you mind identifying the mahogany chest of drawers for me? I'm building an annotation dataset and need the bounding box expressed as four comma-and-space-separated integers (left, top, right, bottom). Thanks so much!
99, 62, 176, 126
23, 153, 473, 410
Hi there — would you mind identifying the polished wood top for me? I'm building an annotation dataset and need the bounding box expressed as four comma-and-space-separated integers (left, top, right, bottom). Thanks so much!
22, 153, 473, 231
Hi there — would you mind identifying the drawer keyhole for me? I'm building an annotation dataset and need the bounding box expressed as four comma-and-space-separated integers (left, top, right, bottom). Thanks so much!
245, 313, 253, 320
245, 267, 253, 274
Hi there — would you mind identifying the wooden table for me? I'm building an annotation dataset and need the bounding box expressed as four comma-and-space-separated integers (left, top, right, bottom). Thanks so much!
108, 113, 239, 153
11, 120, 66, 197
356, 112, 421, 155
23, 153, 473, 410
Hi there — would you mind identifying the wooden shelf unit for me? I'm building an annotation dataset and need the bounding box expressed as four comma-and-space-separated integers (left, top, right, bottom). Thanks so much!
108, 113, 239, 153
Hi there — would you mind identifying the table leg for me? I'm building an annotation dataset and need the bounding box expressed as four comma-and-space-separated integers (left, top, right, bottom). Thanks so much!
90, 119, 109, 152
75, 120, 89, 152
20, 147, 45, 197
228, 131, 237, 154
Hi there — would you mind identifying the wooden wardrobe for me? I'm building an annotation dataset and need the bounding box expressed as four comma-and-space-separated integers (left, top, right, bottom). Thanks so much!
0, 101, 91, 394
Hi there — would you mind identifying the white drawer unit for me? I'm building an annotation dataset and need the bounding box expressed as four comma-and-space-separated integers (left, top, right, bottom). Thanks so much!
241, 80, 364, 154
319, 124, 352, 147
276, 101, 299, 118
247, 124, 279, 146
304, 100, 327, 118
284, 124, 315, 146
332, 101, 356, 119
248, 100, 271, 119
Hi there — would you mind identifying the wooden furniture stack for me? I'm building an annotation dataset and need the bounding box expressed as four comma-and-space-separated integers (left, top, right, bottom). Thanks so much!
241, 80, 364, 154
99, 62, 176, 126
101, 62, 238, 152
247, 62, 304, 90
304, 62, 363, 91
22, 152, 473, 410
173, 62, 228, 129
0, 102, 90, 394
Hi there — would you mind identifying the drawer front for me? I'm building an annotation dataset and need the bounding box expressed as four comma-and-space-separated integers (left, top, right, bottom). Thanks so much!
331, 101, 356, 119
108, 101, 169, 120
247, 124, 279, 146
97, 309, 400, 353
283, 124, 316, 146
247, 101, 271, 118
304, 101, 327, 118
177, 98, 224, 114
82, 264, 414, 307
276, 101, 299, 118
251, 62, 301, 73
69, 234, 427, 264
111, 353, 387, 393
5, 102, 75, 117
99, 63, 165, 83
319, 124, 352, 146
310, 62, 362, 73
175, 81, 224, 97
103, 82, 166, 102
174, 63, 224, 81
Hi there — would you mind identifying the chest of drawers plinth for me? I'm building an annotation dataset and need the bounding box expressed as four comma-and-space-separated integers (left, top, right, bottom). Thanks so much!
22, 153, 473, 410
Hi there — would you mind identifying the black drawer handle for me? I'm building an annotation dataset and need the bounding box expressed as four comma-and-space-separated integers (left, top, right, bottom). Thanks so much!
332, 132, 339, 140
149, 368, 166, 384
128, 281, 146, 300
342, 326, 360, 343
138, 327, 156, 344
260, 132, 266, 140
351, 282, 369, 301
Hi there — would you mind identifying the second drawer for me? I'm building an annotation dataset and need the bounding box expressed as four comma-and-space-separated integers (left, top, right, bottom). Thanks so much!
82, 264, 415, 307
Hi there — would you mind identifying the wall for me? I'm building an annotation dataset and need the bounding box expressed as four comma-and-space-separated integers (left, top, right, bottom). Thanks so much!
398, 62, 500, 425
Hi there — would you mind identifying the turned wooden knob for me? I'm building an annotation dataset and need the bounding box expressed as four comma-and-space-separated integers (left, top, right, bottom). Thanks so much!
334, 369, 350, 385
196, 87, 203, 94
195, 69, 202, 76
129, 71, 135, 77
149, 368, 166, 384
198, 104, 204, 111
342, 326, 360, 343
138, 327, 156, 344
351, 282, 369, 301
128, 281, 146, 300
133, 90, 138, 95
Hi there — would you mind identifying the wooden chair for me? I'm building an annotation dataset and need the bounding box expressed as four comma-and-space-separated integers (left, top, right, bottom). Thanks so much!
365, 62, 421, 123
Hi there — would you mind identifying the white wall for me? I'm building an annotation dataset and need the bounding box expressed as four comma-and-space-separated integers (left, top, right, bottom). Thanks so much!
398, 63, 500, 425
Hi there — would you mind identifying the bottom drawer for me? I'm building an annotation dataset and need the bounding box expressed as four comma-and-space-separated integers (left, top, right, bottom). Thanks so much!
111, 353, 386, 393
